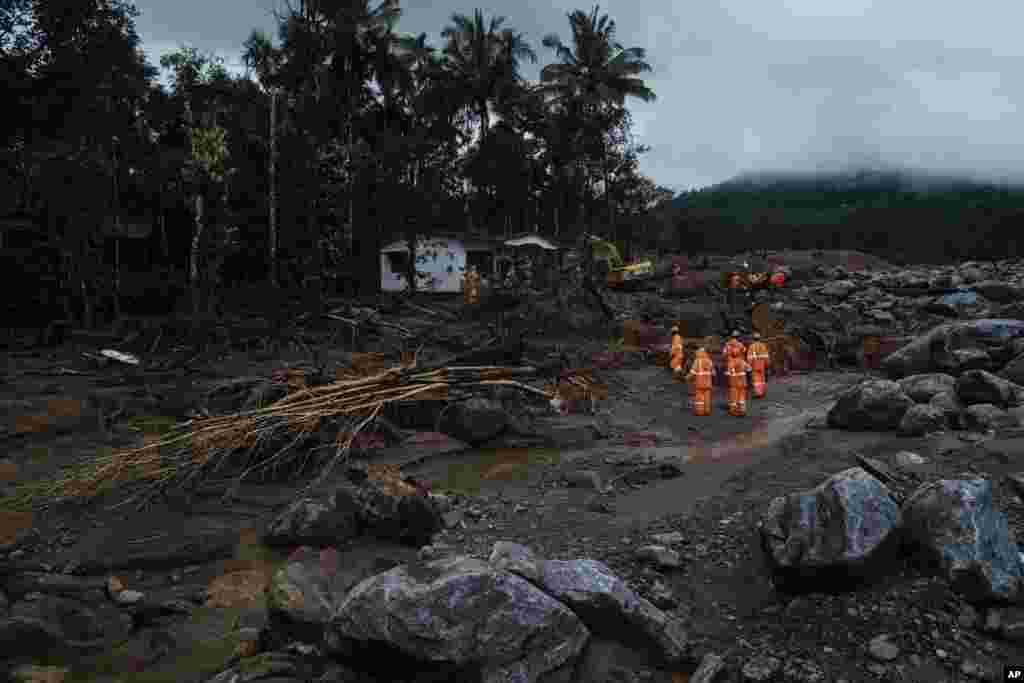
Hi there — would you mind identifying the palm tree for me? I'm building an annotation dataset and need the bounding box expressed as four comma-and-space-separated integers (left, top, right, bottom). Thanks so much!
441, 9, 536, 148
539, 5, 655, 236
242, 29, 284, 287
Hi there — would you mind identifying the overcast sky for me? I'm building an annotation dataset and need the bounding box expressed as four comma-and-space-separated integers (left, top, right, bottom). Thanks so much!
133, 0, 1024, 192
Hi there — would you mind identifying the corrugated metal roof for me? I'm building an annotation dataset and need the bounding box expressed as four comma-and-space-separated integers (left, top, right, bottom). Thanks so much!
504, 234, 561, 250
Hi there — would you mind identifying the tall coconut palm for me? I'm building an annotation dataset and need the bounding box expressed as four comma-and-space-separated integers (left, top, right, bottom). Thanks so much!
540, 5, 655, 236
242, 29, 284, 287
441, 9, 536, 148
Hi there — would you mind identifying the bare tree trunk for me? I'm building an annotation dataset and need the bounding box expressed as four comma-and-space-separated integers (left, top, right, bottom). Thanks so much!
113, 237, 121, 322
268, 89, 278, 287
190, 193, 204, 321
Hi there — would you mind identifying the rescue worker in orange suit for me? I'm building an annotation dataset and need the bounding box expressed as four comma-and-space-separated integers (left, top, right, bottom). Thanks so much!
687, 347, 715, 416
862, 334, 882, 370
461, 265, 481, 306
726, 271, 742, 312
669, 325, 685, 378
722, 330, 746, 365
746, 332, 771, 399
725, 350, 752, 416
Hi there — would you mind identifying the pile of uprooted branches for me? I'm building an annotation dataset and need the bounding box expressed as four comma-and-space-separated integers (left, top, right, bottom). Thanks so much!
8, 362, 551, 512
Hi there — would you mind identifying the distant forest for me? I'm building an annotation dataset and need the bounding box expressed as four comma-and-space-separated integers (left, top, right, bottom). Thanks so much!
649, 168, 1024, 265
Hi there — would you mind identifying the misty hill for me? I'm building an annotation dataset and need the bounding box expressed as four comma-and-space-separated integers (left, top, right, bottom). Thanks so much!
665, 166, 1024, 264
678, 165, 1023, 203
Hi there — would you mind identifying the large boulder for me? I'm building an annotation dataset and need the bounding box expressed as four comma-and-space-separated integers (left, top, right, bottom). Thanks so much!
266, 545, 415, 647
440, 397, 509, 445
970, 282, 1024, 304
1000, 353, 1024, 387
881, 324, 960, 379
963, 404, 1020, 432
759, 468, 902, 581
898, 373, 957, 403
529, 558, 691, 668
898, 404, 948, 436
956, 370, 1021, 408
929, 391, 965, 430
0, 594, 132, 656
489, 542, 691, 668
263, 494, 361, 548
951, 348, 993, 374
264, 481, 442, 549
902, 479, 1024, 604
327, 555, 590, 683
827, 380, 914, 431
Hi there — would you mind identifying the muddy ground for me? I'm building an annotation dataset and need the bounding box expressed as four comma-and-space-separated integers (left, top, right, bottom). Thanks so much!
2, 319, 1024, 681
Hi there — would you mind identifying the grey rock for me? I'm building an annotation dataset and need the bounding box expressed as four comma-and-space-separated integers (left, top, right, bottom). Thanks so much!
565, 469, 604, 491
894, 451, 927, 468
963, 404, 1019, 432
759, 468, 901, 574
328, 555, 590, 683
0, 594, 132, 655
440, 397, 509, 445
899, 404, 948, 436
206, 652, 305, 683
881, 323, 961, 379
267, 545, 414, 646
952, 348, 993, 374
1001, 607, 1024, 642
489, 541, 544, 584
633, 545, 682, 570
929, 390, 965, 429
782, 657, 827, 682
532, 558, 690, 666
899, 373, 957, 403
741, 655, 782, 682
956, 369, 1020, 408
1000, 352, 1024, 386
690, 653, 726, 683
868, 634, 900, 661
827, 380, 915, 431
263, 493, 361, 548
971, 281, 1024, 303
645, 579, 678, 610
649, 532, 685, 546
902, 479, 1024, 603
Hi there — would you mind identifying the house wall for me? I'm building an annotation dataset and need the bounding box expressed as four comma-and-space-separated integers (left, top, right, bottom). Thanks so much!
380, 238, 470, 293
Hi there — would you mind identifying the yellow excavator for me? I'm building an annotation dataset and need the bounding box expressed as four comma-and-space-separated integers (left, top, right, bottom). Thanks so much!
587, 236, 654, 289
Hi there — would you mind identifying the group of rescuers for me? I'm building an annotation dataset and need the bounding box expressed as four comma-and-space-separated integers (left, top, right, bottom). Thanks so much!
674, 328, 770, 417
461, 262, 777, 417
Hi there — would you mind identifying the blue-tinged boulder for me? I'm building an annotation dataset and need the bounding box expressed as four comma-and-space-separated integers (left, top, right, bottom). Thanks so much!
758, 468, 903, 585
326, 555, 590, 683
901, 479, 1024, 604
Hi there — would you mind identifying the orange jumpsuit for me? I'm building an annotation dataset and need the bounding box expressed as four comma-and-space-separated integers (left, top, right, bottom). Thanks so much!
863, 335, 882, 370
746, 340, 770, 398
725, 355, 752, 416
462, 271, 481, 305
722, 338, 746, 365
669, 333, 685, 375
687, 350, 715, 416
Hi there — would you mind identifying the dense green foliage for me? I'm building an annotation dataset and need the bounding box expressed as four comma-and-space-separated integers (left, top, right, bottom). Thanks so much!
1, 0, 666, 328
662, 168, 1024, 264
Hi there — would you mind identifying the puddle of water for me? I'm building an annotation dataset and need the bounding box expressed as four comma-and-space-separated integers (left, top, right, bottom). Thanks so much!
684, 413, 816, 464
432, 448, 561, 495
